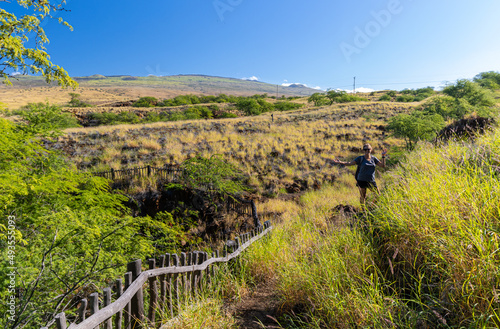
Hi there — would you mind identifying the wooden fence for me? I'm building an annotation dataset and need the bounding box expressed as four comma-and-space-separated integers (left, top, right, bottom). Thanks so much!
93, 165, 182, 181
93, 164, 259, 226
42, 221, 272, 329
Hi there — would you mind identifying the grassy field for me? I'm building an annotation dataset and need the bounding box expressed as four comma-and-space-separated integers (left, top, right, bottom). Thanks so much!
161, 123, 500, 328
3, 73, 500, 328
54, 101, 414, 195
0, 74, 320, 109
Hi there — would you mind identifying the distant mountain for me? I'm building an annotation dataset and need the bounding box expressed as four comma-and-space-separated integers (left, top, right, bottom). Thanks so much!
6, 74, 321, 97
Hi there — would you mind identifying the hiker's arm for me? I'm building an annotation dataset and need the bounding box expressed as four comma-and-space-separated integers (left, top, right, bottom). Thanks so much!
376, 149, 388, 168
332, 159, 357, 166
376, 158, 386, 168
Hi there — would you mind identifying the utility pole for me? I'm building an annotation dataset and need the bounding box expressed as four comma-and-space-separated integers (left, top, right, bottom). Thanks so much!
276, 85, 279, 99
353, 76, 356, 94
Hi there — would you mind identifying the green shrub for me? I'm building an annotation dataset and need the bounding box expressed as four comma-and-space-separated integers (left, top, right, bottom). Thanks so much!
274, 101, 303, 111
474, 71, 500, 90
16, 102, 80, 136
308, 93, 328, 106
218, 111, 237, 118
144, 112, 163, 123
443, 79, 495, 107
378, 94, 392, 101
387, 111, 445, 149
0, 118, 161, 328
395, 94, 415, 102
168, 112, 187, 121
419, 95, 472, 120
133, 96, 158, 107
68, 93, 92, 107
89, 111, 140, 125
386, 90, 397, 97
257, 99, 274, 113
235, 98, 262, 115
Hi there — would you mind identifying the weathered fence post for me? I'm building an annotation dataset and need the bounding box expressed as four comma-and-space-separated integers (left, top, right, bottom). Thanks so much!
235, 237, 240, 251
171, 254, 179, 312
158, 255, 166, 309
165, 253, 173, 318
55, 312, 67, 329
190, 252, 198, 296
103, 287, 112, 329
79, 298, 87, 322
199, 252, 206, 291
180, 252, 186, 295
147, 165, 151, 177
186, 252, 192, 295
89, 292, 99, 329
111, 168, 115, 180
124, 272, 132, 329
115, 279, 123, 329
211, 250, 219, 279
203, 252, 209, 284
148, 258, 158, 324
127, 259, 144, 328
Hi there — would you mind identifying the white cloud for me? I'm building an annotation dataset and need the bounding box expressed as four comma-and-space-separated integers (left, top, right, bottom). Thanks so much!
243, 76, 259, 81
10, 72, 22, 76
337, 87, 375, 93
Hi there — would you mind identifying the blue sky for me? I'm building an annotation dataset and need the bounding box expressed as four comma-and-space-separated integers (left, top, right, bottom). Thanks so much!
4, 0, 500, 91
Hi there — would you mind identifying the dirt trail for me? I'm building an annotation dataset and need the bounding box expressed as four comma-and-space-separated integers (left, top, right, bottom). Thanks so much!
227, 280, 282, 328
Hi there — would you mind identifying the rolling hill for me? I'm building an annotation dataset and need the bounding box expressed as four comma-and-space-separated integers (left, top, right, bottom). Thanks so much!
0, 74, 322, 109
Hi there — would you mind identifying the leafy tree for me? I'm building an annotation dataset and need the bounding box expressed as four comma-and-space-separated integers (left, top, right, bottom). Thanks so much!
473, 71, 500, 90
257, 98, 274, 112
387, 111, 445, 150
308, 92, 327, 106
325, 90, 346, 105
180, 155, 248, 197
15, 102, 80, 137
67, 93, 91, 107
0, 0, 76, 87
0, 117, 163, 328
443, 79, 495, 107
235, 98, 262, 115
419, 95, 474, 120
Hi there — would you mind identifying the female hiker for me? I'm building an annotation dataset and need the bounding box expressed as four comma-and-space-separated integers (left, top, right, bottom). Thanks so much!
332, 144, 387, 204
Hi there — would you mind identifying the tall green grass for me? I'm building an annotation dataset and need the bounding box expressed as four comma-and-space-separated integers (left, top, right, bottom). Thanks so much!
369, 127, 500, 327
143, 126, 500, 328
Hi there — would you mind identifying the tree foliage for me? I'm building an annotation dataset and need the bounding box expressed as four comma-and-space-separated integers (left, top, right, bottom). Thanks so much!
308, 92, 328, 106
473, 71, 500, 90
0, 0, 76, 87
443, 79, 495, 107
180, 155, 248, 197
387, 111, 445, 150
0, 116, 165, 328
14, 102, 80, 137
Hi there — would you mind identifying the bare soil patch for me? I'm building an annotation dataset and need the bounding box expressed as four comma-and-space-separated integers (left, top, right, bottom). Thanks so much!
226, 280, 282, 329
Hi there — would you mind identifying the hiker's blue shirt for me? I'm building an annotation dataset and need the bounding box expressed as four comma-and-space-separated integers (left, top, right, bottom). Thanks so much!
354, 156, 380, 182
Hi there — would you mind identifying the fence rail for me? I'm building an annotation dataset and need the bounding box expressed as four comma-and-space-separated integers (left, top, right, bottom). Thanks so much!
92, 164, 259, 225
43, 221, 272, 329
93, 164, 182, 181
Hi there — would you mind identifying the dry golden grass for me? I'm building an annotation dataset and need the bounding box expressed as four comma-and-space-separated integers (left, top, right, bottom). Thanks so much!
55, 102, 413, 194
